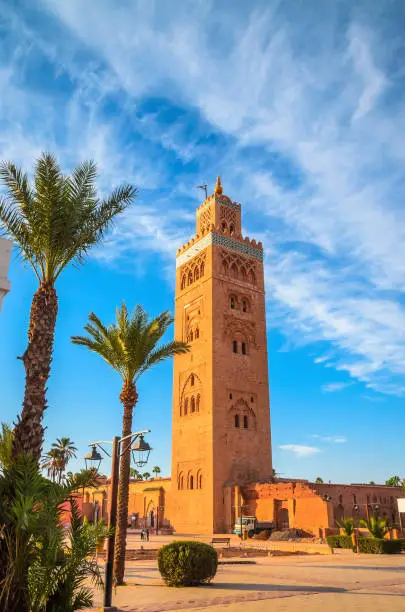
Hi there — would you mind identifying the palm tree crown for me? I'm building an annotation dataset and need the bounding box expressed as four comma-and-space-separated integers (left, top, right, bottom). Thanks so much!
72, 302, 189, 383
0, 153, 137, 285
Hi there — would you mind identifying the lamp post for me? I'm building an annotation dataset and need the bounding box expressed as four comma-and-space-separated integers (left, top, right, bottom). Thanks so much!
84, 430, 152, 611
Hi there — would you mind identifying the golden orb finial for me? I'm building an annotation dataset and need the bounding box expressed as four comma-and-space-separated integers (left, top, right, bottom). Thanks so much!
214, 175, 223, 195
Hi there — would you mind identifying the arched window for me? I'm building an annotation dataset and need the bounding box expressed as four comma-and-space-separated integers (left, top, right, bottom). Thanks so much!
230, 296, 235, 309
242, 342, 247, 355
222, 261, 229, 276
230, 224, 234, 235
221, 221, 227, 233
243, 415, 248, 429
235, 414, 240, 428
195, 328, 199, 339
188, 271, 193, 285
242, 299, 248, 313
189, 330, 193, 342
184, 398, 188, 415
190, 475, 194, 490
191, 396, 195, 413
248, 270, 256, 284
194, 267, 199, 281
190, 374, 195, 386
199, 473, 203, 489
178, 473, 184, 490
200, 261, 205, 277
181, 275, 186, 290
196, 394, 200, 412
233, 340, 238, 353
231, 264, 238, 279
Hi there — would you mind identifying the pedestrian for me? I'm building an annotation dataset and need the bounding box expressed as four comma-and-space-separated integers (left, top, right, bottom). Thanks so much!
140, 529, 144, 541
146, 528, 150, 542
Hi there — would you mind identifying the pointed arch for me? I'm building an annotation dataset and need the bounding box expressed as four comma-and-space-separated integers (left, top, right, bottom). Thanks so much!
194, 267, 200, 281
196, 393, 200, 412
248, 269, 256, 285
181, 275, 186, 290
200, 261, 205, 277
231, 263, 238, 279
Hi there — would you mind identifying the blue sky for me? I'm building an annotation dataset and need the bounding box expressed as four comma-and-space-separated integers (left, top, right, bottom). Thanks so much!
1, 0, 405, 483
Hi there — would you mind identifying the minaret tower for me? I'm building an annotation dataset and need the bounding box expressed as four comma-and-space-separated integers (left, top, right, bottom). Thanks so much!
169, 178, 272, 533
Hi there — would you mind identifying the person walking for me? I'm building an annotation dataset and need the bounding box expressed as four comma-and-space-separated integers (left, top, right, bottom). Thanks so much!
146, 529, 150, 542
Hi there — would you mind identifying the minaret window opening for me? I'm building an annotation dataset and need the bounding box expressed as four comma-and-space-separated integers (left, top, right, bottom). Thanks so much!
234, 414, 240, 428
199, 473, 203, 489
194, 267, 200, 281
233, 340, 238, 353
230, 296, 235, 309
241, 342, 247, 355
242, 299, 248, 313
243, 415, 248, 429
191, 396, 196, 413
221, 221, 227, 233
181, 275, 186, 290
230, 224, 234, 235
189, 475, 194, 490
190, 374, 195, 386
200, 261, 205, 277
196, 394, 200, 412
184, 398, 188, 415
188, 271, 193, 285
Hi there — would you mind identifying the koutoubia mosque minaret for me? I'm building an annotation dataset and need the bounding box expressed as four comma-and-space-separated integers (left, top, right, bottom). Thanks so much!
169, 177, 272, 533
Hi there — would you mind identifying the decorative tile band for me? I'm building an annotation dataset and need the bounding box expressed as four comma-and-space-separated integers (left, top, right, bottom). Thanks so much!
176, 232, 263, 268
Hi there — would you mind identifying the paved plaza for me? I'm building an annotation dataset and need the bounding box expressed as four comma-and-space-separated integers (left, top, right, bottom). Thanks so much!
90, 546, 405, 612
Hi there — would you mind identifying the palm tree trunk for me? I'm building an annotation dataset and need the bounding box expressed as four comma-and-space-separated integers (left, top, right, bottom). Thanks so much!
114, 381, 138, 585
12, 281, 58, 461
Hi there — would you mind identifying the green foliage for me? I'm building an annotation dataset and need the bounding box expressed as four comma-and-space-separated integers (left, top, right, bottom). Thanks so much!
385, 475, 401, 487
359, 516, 390, 539
71, 302, 189, 384
336, 517, 355, 536
152, 466, 161, 478
356, 538, 401, 554
158, 541, 218, 587
0, 154, 137, 285
315, 477, 323, 483
326, 535, 353, 549
0, 426, 110, 612
142, 472, 151, 480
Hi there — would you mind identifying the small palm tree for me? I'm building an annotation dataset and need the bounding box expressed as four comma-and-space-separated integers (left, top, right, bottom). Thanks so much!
42, 448, 63, 482
336, 517, 354, 536
315, 477, 324, 484
385, 475, 401, 487
359, 516, 390, 539
0, 153, 137, 461
152, 465, 161, 479
71, 302, 189, 584
143, 472, 151, 480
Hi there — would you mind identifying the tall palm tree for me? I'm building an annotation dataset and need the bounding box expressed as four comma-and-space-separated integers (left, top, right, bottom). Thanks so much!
152, 465, 161, 479
0, 153, 137, 461
71, 302, 189, 584
42, 448, 63, 482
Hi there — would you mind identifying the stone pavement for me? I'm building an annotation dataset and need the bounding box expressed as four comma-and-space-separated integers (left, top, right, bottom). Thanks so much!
90, 549, 405, 612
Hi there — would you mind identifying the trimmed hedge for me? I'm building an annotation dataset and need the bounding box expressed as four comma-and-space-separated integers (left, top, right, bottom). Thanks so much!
326, 535, 353, 549
356, 538, 402, 554
158, 541, 218, 587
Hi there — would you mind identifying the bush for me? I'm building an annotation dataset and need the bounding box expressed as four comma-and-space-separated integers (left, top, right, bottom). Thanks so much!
356, 538, 402, 554
326, 535, 353, 549
158, 541, 218, 587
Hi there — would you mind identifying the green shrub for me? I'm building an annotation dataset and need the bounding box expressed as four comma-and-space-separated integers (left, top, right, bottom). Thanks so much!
326, 535, 353, 549
356, 538, 402, 554
399, 539, 405, 551
158, 541, 218, 587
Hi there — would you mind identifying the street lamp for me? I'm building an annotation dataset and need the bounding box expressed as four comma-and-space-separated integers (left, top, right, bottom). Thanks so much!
84, 445, 103, 472
83, 430, 151, 611
131, 434, 152, 467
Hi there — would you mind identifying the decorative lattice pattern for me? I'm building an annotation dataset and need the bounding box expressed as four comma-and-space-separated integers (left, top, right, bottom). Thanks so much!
220, 205, 237, 230
179, 251, 207, 290
220, 250, 257, 286
199, 207, 212, 234
176, 232, 263, 268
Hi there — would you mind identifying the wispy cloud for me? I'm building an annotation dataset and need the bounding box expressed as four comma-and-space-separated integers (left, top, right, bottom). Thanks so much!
321, 382, 353, 393
279, 444, 320, 458
2, 0, 405, 397
312, 435, 347, 444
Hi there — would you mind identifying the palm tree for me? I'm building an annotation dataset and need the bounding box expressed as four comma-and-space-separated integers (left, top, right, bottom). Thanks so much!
143, 472, 151, 480
336, 517, 354, 536
360, 516, 390, 539
44, 437, 77, 483
71, 302, 189, 584
130, 467, 143, 480
152, 465, 161, 479
0, 153, 137, 461
315, 477, 324, 484
385, 475, 401, 487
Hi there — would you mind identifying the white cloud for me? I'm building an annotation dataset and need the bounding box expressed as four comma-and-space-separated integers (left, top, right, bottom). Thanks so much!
321, 382, 353, 393
279, 444, 320, 458
312, 435, 347, 444
2, 1, 405, 396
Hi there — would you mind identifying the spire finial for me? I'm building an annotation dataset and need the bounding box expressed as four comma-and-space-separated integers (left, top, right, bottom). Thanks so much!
214, 175, 223, 195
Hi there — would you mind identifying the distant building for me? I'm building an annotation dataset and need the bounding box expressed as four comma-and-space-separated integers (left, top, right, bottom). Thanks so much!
0, 238, 11, 312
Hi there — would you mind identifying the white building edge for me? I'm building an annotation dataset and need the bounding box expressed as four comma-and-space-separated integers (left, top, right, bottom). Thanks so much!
0, 238, 11, 312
